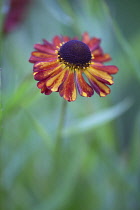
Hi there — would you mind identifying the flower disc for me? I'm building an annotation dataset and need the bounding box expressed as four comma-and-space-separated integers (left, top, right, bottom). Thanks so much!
58, 40, 92, 67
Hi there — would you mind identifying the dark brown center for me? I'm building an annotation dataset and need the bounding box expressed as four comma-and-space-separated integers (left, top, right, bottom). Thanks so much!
58, 40, 91, 67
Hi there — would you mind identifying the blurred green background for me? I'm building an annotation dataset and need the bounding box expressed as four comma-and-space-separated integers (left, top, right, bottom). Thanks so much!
1, 0, 140, 209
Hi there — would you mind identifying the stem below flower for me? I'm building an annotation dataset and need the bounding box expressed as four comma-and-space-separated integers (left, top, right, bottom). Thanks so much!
55, 99, 67, 153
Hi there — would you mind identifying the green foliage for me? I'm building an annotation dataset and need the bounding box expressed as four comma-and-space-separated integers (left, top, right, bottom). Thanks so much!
1, 0, 140, 209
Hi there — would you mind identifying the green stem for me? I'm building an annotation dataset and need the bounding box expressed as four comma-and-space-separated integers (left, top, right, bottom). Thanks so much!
55, 99, 67, 153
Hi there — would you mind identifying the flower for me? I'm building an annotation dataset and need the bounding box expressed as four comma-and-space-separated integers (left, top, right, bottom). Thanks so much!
29, 32, 118, 102
3, 0, 31, 34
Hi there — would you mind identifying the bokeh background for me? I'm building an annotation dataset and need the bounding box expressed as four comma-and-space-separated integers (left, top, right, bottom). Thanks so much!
1, 0, 140, 209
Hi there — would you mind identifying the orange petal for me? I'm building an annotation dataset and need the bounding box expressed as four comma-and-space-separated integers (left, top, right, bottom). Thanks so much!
91, 63, 119, 74
88, 67, 114, 85
85, 70, 110, 97
46, 69, 68, 92
76, 70, 94, 97
59, 70, 76, 102
82, 32, 90, 44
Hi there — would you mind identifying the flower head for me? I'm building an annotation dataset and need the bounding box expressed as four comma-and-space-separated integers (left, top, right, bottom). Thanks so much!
29, 32, 118, 102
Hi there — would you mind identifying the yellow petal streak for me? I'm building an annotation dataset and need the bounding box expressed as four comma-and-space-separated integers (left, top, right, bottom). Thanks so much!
84, 70, 110, 96
46, 69, 67, 92
32, 51, 57, 58
76, 70, 94, 97
34, 61, 58, 70
33, 64, 65, 81
88, 67, 113, 85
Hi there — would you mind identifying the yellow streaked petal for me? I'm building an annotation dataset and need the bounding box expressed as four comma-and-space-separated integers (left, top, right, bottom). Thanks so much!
31, 51, 57, 59
34, 61, 58, 70
84, 70, 110, 96
46, 69, 67, 92
76, 70, 94, 97
59, 70, 76, 102
88, 67, 113, 85
34, 64, 65, 81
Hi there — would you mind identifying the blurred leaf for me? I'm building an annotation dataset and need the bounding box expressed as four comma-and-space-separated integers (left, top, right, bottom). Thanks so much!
34, 140, 87, 210
129, 111, 140, 170
42, 0, 72, 25
25, 110, 53, 153
1, 137, 41, 190
0, 68, 2, 125
3, 75, 38, 120
102, 0, 140, 79
1, 0, 140, 209
63, 98, 133, 136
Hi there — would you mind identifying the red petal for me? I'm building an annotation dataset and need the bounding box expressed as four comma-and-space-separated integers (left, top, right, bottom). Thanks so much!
59, 70, 76, 102
43, 39, 55, 49
76, 70, 94, 97
29, 57, 56, 63
93, 54, 112, 63
62, 36, 70, 42
29, 52, 57, 63
42, 87, 52, 95
92, 47, 103, 56
37, 81, 52, 95
91, 46, 112, 63
53, 36, 62, 47
82, 32, 90, 44
37, 80, 45, 89
44, 88, 52, 95
91, 63, 119, 74
34, 44, 56, 55
88, 38, 101, 51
